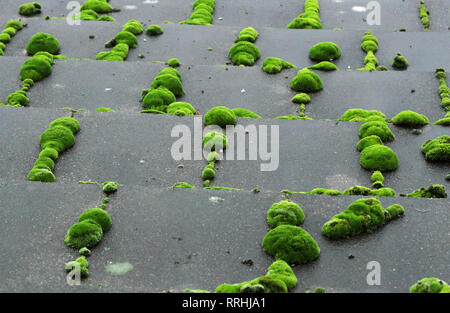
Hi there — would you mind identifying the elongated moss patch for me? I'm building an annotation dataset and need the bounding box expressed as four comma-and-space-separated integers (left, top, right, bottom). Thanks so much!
358, 31, 382, 71
180, 0, 215, 25
421, 135, 450, 162
287, 0, 322, 29
434, 112, 450, 126
419, 1, 430, 31
410, 278, 449, 293
231, 108, 261, 119
322, 198, 404, 239
267, 200, 305, 228
173, 182, 195, 189
262, 225, 320, 264
309, 42, 341, 61
18, 2, 42, 16
290, 68, 323, 93
339, 109, 386, 122
402, 185, 447, 198
262, 57, 296, 74
392, 110, 429, 127
204, 106, 236, 127
308, 61, 338, 71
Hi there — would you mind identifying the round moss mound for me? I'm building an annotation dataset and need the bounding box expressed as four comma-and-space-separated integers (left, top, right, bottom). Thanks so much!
267, 200, 305, 228
114, 31, 138, 48
392, 54, 409, 70
410, 278, 449, 293
6, 20, 24, 31
49, 117, 80, 134
40, 126, 75, 153
359, 121, 395, 142
103, 181, 118, 194
78, 208, 112, 232
308, 61, 338, 71
168, 58, 181, 67
146, 25, 163, 36
421, 135, 450, 162
20, 56, 52, 82
166, 102, 196, 116
142, 86, 176, 111
202, 131, 228, 151
357, 135, 383, 152
308, 42, 341, 61
291, 93, 311, 104
360, 144, 399, 171
392, 110, 429, 127
339, 109, 386, 122
204, 106, 237, 127
262, 57, 295, 74
150, 74, 185, 97
290, 68, 323, 93
27, 168, 55, 182
122, 20, 143, 35
64, 220, 103, 249
266, 260, 297, 290
262, 225, 320, 264
18, 2, 42, 16
26, 33, 60, 55
229, 41, 261, 66
202, 167, 215, 180
80, 0, 113, 13
235, 27, 259, 43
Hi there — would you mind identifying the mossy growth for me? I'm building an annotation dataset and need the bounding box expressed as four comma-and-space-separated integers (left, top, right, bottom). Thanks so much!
180, 0, 215, 25
310, 188, 342, 196
287, 0, 322, 29
66, 256, 89, 277
168, 58, 181, 67
410, 278, 449, 293
6, 91, 29, 107
78, 208, 112, 231
18, 2, 42, 16
79, 247, 91, 256
172, 182, 195, 189
6, 20, 24, 31
166, 102, 196, 116
96, 107, 115, 112
150, 69, 185, 97
97, 15, 115, 22
262, 225, 320, 264
229, 41, 260, 66
113, 31, 138, 48
315, 287, 325, 293
392, 53, 409, 70
267, 200, 305, 228
142, 86, 176, 112
26, 33, 60, 56
435, 68, 450, 111
402, 185, 447, 198
64, 220, 103, 249
80, 0, 113, 14
204, 106, 237, 127
231, 108, 261, 119
371, 170, 384, 188
358, 31, 380, 71
421, 135, 450, 162
235, 27, 259, 43
339, 109, 386, 122
3, 27, 17, 37
321, 198, 403, 239
391, 110, 429, 127
75, 9, 99, 21
102, 181, 118, 194
419, 1, 430, 31
290, 68, 323, 93
357, 135, 383, 152
434, 112, 450, 126
308, 61, 338, 71
202, 167, 215, 180
122, 20, 143, 35
0, 33, 11, 44
203, 131, 228, 151
308, 42, 341, 62
292, 93, 311, 104
146, 25, 164, 36
359, 121, 395, 142
262, 57, 296, 74
274, 115, 313, 121
360, 144, 399, 172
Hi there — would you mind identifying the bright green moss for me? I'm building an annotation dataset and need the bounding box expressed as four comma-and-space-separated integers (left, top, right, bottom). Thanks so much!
33, 156, 55, 170
385, 204, 404, 221
308, 61, 338, 71
359, 121, 395, 142
26, 33, 60, 56
371, 170, 384, 188
146, 25, 164, 36
287, 0, 322, 29
361, 34, 378, 53
434, 112, 450, 126
339, 109, 386, 122
229, 41, 261, 66
370, 187, 396, 197
231, 108, 261, 119
204, 106, 237, 127
18, 2, 42, 16
419, 1, 430, 31
290, 68, 323, 93
49, 117, 80, 134
202, 167, 215, 180
111, 43, 129, 59
308, 42, 341, 62
342, 185, 372, 196
0, 33, 11, 44
262, 57, 296, 74
102, 181, 118, 194
78, 208, 112, 232
262, 225, 320, 265
168, 58, 181, 67
410, 278, 449, 293
322, 198, 401, 239
158, 67, 181, 79
6, 91, 29, 106
357, 135, 383, 152
76, 9, 99, 20
180, 0, 215, 25
166, 102, 196, 116
235, 27, 259, 43
206, 151, 220, 162
392, 53, 409, 70
376, 65, 388, 71
392, 110, 429, 127
421, 135, 450, 161
216, 275, 287, 294
6, 20, 24, 31
150, 74, 185, 96
310, 188, 342, 196
274, 115, 313, 120
360, 144, 399, 171
122, 20, 143, 35
142, 86, 176, 111
113, 31, 138, 48
96, 107, 115, 112
97, 15, 115, 22
291, 93, 311, 104
39, 147, 59, 160
66, 256, 89, 277
3, 27, 17, 37
27, 168, 55, 182
79, 247, 91, 256
403, 185, 447, 198
266, 260, 297, 290
315, 287, 325, 293
172, 182, 195, 189
267, 200, 305, 228
80, 0, 113, 13
40, 126, 75, 153
64, 220, 103, 249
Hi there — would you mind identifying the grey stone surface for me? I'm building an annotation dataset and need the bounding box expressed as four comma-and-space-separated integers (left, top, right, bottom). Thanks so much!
0, 183, 448, 292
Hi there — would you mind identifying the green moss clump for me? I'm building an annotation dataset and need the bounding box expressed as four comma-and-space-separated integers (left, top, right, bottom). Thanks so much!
146, 25, 164, 36
315, 287, 325, 293
6, 91, 29, 106
287, 0, 322, 29
206, 151, 220, 162
26, 33, 60, 56
360, 144, 399, 171
391, 110, 429, 127
80, 0, 113, 13
291, 93, 311, 104
27, 168, 56, 182
75, 9, 99, 21
357, 135, 383, 152
97, 15, 115, 22
370, 187, 396, 197
410, 278, 449, 293
339, 109, 386, 122
322, 198, 402, 239
49, 117, 80, 134
78, 208, 112, 231
39, 147, 59, 160
434, 112, 450, 126
392, 53, 409, 70
308, 61, 338, 71
267, 200, 305, 228
96, 107, 115, 112
102, 181, 118, 194
421, 135, 450, 162
20, 55, 53, 81
18, 2, 42, 16
290, 68, 323, 93
231, 108, 261, 119
262, 225, 320, 264
113, 31, 138, 48
173, 182, 195, 189
419, 1, 430, 31
266, 260, 297, 290
342, 185, 372, 196
150, 73, 185, 97
168, 58, 181, 67
40, 126, 75, 153
166, 102, 196, 116
6, 20, 24, 31
122, 20, 143, 35
262, 57, 296, 74
3, 27, 17, 37
203, 131, 227, 151
359, 121, 395, 142
66, 256, 89, 277
142, 86, 176, 111
202, 167, 215, 180
235, 27, 259, 43
310, 188, 341, 196
79, 247, 91, 256
385, 204, 405, 221
0, 33, 11, 44
229, 41, 260, 66
64, 220, 103, 249
371, 170, 384, 188
358, 31, 380, 71
204, 106, 237, 127
180, 0, 215, 25
308, 42, 341, 62
403, 185, 447, 198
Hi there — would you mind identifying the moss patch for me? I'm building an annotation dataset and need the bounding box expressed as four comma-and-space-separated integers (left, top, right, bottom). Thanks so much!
360, 144, 399, 171
308, 42, 341, 61
421, 135, 450, 162
231, 108, 261, 119
290, 68, 323, 93
204, 106, 236, 127
402, 185, 447, 198
410, 278, 449, 293
392, 53, 409, 70
308, 61, 338, 71
262, 57, 296, 74
267, 200, 305, 228
146, 25, 163, 36
419, 1, 430, 31
80, 0, 113, 14
287, 0, 322, 29
78, 208, 112, 231
180, 0, 215, 25
359, 121, 395, 142
391, 110, 429, 127
18, 2, 42, 16
64, 220, 103, 249
229, 41, 260, 66
26, 33, 60, 56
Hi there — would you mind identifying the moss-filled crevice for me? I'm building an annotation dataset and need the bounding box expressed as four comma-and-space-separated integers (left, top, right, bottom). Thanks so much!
180, 0, 215, 25
287, 0, 322, 29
